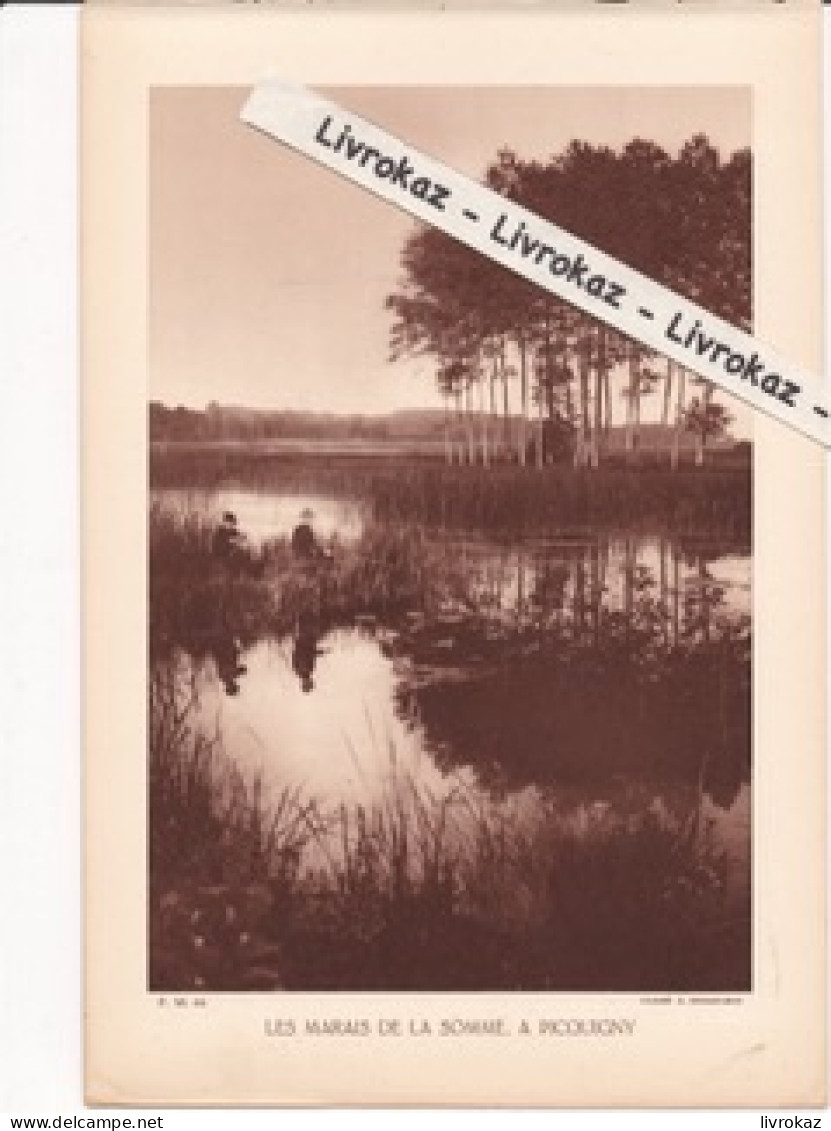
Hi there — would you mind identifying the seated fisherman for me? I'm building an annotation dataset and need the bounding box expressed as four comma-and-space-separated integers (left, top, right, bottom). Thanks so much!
291, 508, 333, 563
291, 509, 317, 559
213, 511, 245, 561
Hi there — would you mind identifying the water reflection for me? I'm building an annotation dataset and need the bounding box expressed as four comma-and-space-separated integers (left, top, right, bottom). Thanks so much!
187, 529, 749, 807
292, 612, 324, 693
191, 616, 749, 910
156, 498, 751, 915
196, 631, 450, 806
439, 535, 749, 632
213, 634, 247, 697
150, 483, 752, 991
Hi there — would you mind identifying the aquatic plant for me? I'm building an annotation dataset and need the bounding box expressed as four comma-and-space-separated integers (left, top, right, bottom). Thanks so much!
150, 446, 751, 542
149, 666, 747, 993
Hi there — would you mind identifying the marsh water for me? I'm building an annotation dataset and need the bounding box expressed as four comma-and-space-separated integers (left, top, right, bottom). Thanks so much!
153, 485, 751, 911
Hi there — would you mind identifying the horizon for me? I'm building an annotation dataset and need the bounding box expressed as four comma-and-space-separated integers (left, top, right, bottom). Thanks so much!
149, 399, 748, 446
151, 85, 752, 439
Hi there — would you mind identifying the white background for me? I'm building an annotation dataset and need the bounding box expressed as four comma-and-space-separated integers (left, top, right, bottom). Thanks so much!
0, 3, 826, 1125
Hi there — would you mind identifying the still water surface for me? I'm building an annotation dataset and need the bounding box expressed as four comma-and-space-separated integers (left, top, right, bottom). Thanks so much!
153, 487, 366, 544
162, 487, 752, 908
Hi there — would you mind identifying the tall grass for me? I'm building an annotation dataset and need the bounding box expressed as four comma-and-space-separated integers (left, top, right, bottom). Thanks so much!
148, 497, 749, 991
149, 502, 444, 660
149, 662, 747, 993
150, 446, 751, 542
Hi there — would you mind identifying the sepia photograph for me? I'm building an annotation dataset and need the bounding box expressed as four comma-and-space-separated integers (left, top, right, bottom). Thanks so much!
148, 85, 753, 996
78, 2, 828, 1103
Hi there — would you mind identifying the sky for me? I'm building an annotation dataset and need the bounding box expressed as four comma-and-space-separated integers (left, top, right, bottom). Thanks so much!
150, 85, 751, 433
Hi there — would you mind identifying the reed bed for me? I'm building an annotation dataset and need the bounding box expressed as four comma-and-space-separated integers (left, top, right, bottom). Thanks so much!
148, 497, 749, 991
149, 661, 747, 993
149, 501, 447, 661
150, 446, 751, 542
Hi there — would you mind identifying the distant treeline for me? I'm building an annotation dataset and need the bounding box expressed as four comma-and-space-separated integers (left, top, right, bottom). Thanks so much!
149, 401, 449, 443
149, 401, 744, 453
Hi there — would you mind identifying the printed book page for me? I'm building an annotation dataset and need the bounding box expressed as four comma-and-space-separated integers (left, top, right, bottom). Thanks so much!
82, 1, 827, 1106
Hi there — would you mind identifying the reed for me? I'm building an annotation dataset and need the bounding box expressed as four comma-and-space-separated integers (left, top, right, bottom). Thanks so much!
149, 502, 443, 659
150, 446, 751, 542
149, 667, 747, 993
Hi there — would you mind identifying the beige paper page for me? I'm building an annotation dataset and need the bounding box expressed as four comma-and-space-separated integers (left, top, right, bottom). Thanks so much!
83, 5, 826, 1106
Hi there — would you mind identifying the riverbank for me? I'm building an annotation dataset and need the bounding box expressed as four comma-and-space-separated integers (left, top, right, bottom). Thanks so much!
150, 444, 751, 543
148, 499, 751, 992
149, 660, 749, 993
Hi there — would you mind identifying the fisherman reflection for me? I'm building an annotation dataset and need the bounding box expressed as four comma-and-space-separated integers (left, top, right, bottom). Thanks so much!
292, 611, 325, 694
212, 633, 247, 696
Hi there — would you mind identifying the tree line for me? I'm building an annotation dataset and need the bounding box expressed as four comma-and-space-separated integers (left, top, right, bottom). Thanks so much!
385, 135, 750, 469
148, 402, 452, 444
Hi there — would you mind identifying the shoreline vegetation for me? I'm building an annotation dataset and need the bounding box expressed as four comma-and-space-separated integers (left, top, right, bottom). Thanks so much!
149, 501, 751, 991
151, 136, 750, 479
150, 658, 747, 993
150, 445, 751, 544
147, 132, 752, 992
